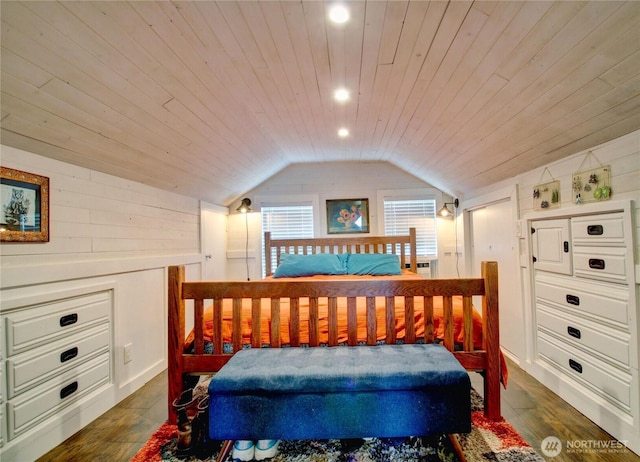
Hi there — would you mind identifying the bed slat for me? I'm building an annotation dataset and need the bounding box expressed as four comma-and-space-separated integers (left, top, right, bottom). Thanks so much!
271, 299, 281, 348
423, 296, 434, 344
405, 296, 416, 344
309, 297, 319, 347
213, 299, 223, 355
290, 298, 300, 347
463, 296, 474, 351
385, 296, 395, 344
366, 297, 376, 346
347, 297, 357, 346
194, 299, 204, 355
233, 299, 243, 352
251, 298, 261, 348
328, 298, 338, 346
443, 296, 454, 351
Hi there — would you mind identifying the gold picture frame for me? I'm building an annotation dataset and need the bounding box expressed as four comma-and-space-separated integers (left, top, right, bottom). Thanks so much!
326, 198, 369, 234
1, 166, 49, 242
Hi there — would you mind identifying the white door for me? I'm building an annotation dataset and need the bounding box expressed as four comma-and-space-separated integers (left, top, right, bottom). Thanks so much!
469, 200, 524, 362
201, 202, 228, 280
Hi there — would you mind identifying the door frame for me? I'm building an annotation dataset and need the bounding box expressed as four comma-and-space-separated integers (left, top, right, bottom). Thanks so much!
461, 184, 526, 365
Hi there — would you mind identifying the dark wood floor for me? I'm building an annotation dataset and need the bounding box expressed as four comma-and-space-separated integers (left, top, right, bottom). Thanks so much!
38, 358, 640, 462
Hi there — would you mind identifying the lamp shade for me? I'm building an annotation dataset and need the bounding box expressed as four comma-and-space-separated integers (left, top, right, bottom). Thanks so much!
437, 204, 454, 217
437, 198, 459, 218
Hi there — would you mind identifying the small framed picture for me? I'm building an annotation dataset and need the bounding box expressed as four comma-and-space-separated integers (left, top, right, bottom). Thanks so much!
1, 166, 49, 242
572, 165, 611, 204
326, 198, 369, 234
533, 180, 560, 211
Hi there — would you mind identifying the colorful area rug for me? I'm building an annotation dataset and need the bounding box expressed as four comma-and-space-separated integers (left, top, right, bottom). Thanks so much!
132, 391, 544, 462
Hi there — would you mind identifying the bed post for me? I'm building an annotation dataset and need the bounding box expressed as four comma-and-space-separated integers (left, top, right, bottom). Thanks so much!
409, 227, 417, 272
265, 231, 272, 276
482, 261, 501, 420
168, 265, 185, 425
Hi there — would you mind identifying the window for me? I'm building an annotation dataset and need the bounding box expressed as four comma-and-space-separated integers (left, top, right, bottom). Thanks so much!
383, 199, 437, 257
261, 204, 314, 277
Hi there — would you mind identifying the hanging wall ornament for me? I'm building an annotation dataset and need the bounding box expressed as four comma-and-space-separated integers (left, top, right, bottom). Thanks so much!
572, 151, 611, 204
533, 167, 560, 211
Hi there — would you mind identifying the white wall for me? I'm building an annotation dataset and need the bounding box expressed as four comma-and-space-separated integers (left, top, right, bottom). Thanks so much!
0, 145, 203, 401
225, 161, 459, 280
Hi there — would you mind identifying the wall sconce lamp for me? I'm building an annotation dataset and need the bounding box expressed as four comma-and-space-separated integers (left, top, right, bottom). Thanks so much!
236, 198, 252, 213
437, 198, 459, 218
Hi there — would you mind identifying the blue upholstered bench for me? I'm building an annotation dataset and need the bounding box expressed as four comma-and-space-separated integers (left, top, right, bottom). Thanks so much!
208, 344, 471, 441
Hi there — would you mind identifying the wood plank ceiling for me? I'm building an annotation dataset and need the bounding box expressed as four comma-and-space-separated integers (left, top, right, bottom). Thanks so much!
1, 1, 639, 205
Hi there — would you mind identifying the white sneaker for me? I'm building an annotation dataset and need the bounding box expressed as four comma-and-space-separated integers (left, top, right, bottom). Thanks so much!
255, 439, 279, 460
232, 440, 255, 461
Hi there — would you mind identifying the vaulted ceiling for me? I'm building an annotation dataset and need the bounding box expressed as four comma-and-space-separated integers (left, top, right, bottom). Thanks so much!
1, 1, 639, 206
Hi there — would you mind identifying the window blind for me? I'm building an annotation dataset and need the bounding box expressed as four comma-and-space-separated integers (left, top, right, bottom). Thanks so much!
383, 199, 437, 257
261, 205, 314, 277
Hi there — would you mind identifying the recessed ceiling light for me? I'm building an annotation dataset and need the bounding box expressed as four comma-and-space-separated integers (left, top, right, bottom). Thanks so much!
329, 5, 350, 24
338, 128, 349, 137
334, 88, 349, 102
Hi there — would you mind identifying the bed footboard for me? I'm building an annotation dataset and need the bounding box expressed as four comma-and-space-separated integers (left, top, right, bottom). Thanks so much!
168, 261, 500, 425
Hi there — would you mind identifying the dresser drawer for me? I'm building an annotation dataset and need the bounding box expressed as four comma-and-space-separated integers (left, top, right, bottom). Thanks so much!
7, 353, 110, 440
571, 212, 625, 246
537, 306, 630, 367
573, 246, 628, 284
535, 273, 629, 327
6, 324, 110, 399
537, 332, 631, 411
4, 291, 111, 356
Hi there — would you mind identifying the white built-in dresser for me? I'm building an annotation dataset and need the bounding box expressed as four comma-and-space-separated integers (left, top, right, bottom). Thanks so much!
0, 284, 114, 461
526, 199, 639, 455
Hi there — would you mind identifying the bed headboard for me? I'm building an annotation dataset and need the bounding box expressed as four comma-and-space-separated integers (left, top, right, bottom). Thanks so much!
264, 228, 417, 276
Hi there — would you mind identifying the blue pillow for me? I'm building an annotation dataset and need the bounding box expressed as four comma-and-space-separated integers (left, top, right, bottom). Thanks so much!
273, 253, 347, 278
346, 253, 402, 276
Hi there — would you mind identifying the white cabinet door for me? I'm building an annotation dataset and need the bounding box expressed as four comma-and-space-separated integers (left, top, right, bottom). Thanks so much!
532, 218, 572, 275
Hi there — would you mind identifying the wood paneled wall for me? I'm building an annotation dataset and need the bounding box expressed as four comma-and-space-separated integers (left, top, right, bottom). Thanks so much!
0, 145, 200, 274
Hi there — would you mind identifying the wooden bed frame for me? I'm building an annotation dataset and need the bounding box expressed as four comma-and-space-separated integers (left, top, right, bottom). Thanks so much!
168, 230, 501, 428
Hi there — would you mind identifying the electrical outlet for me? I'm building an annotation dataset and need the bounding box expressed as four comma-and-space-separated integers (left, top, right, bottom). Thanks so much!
124, 343, 132, 364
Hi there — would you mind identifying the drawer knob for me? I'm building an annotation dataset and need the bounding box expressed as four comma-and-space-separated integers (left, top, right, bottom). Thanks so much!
60, 381, 78, 400
569, 359, 583, 374
566, 294, 580, 306
588, 258, 605, 270
587, 225, 604, 235
567, 326, 581, 339
60, 347, 79, 363
60, 313, 78, 327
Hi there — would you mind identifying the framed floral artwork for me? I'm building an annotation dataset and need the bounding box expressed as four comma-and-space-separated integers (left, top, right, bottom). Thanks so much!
1, 166, 49, 242
326, 198, 369, 234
